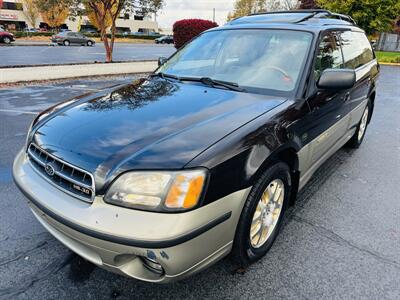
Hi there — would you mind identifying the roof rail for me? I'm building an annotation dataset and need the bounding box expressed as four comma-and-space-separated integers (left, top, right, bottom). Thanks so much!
249, 9, 330, 16
325, 12, 356, 24
247, 9, 356, 25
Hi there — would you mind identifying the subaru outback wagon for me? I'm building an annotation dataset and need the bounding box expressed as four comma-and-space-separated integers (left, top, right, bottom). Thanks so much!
14, 10, 379, 283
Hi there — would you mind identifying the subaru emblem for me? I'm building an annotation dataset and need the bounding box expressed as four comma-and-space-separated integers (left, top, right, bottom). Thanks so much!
44, 163, 55, 176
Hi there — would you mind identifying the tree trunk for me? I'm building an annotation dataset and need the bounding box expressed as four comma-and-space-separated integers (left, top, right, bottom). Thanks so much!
91, 2, 113, 63
110, 22, 116, 55
99, 16, 111, 62
102, 32, 112, 62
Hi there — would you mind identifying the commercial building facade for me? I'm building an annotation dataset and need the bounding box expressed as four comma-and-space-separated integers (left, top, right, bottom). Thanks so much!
0, 0, 159, 33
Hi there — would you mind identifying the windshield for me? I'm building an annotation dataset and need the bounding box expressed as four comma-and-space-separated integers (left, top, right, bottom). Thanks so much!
158, 29, 313, 95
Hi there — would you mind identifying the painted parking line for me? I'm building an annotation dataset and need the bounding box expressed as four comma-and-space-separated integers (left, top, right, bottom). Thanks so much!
0, 109, 37, 115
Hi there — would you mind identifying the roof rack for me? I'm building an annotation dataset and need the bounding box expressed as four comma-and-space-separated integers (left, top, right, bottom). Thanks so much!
250, 9, 330, 16
246, 9, 356, 25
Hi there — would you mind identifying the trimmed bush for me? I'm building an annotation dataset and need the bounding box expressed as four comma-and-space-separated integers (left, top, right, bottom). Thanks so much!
85, 33, 160, 40
173, 19, 218, 49
13, 31, 53, 38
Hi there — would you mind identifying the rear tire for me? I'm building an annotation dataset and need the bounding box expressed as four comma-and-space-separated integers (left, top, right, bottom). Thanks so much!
346, 100, 371, 148
231, 162, 291, 268
87, 40, 93, 46
63, 40, 70, 46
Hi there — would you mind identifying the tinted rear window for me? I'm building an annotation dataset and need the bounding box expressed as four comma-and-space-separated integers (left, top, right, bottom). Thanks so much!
340, 31, 374, 69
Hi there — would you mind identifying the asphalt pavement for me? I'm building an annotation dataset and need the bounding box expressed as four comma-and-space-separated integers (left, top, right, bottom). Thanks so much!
0, 43, 175, 66
0, 67, 399, 299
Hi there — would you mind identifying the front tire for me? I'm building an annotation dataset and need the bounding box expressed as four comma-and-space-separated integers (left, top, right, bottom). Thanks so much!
87, 40, 93, 46
231, 162, 291, 267
3, 37, 11, 44
347, 101, 371, 148
63, 40, 70, 46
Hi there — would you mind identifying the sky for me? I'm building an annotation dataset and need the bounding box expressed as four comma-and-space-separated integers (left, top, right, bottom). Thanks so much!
156, 0, 236, 29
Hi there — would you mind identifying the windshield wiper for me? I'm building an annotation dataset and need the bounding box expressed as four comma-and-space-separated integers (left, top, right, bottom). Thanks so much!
151, 73, 244, 92
180, 76, 244, 92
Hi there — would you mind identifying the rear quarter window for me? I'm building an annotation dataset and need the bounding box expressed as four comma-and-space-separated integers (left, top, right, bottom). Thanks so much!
340, 31, 374, 69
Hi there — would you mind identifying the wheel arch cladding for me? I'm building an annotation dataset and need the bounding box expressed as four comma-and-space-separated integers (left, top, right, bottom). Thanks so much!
368, 91, 376, 124
251, 146, 299, 206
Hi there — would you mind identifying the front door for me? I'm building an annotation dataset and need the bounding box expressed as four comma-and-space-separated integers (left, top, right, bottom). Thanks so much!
76, 33, 87, 44
305, 31, 351, 166
68, 32, 79, 44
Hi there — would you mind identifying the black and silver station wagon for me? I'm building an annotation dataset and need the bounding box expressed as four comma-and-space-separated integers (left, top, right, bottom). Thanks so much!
14, 10, 379, 283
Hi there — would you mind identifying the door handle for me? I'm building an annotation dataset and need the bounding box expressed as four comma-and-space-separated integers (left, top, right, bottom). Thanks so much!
343, 92, 351, 101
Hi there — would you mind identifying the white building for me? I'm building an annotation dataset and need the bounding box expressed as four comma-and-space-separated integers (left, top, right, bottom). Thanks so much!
0, 0, 159, 33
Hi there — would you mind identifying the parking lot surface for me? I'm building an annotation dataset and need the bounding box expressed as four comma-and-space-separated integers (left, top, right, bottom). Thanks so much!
0, 43, 175, 66
0, 66, 399, 299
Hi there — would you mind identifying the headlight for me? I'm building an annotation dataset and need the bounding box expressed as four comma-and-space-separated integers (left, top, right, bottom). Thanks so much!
104, 169, 207, 212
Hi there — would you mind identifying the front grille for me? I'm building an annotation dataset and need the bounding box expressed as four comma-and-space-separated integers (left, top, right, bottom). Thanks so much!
27, 143, 95, 202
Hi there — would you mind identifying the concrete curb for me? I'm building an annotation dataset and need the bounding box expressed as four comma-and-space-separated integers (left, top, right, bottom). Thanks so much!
0, 61, 157, 84
379, 62, 400, 66
0, 43, 52, 47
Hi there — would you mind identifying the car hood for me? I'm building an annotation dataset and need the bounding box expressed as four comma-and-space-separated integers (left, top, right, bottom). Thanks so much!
32, 77, 286, 191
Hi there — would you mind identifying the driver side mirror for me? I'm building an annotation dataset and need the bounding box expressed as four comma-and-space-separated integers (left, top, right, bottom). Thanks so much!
317, 69, 356, 90
158, 57, 167, 66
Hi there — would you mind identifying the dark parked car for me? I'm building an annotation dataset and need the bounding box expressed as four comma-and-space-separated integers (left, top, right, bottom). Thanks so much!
51, 31, 95, 46
0, 28, 14, 44
14, 10, 379, 283
155, 35, 174, 44
80, 28, 98, 34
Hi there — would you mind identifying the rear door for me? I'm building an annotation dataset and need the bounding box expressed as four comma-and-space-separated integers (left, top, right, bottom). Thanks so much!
338, 30, 377, 130
305, 31, 350, 165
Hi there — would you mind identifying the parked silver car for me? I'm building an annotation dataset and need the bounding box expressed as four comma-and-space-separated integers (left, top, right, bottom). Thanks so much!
51, 31, 95, 46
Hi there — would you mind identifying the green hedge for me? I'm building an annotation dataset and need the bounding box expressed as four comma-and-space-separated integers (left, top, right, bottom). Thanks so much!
85, 33, 160, 40
13, 31, 53, 38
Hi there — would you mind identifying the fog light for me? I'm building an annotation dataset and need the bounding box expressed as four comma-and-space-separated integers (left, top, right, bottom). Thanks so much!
142, 257, 164, 275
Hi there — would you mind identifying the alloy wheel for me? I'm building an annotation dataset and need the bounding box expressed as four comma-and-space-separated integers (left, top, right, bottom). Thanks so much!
358, 106, 369, 141
250, 179, 284, 248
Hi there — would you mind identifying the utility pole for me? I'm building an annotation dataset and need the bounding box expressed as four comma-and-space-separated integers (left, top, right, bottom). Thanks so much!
213, 8, 215, 22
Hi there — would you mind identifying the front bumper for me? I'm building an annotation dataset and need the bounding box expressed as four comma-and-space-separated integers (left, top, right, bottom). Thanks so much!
13, 150, 249, 283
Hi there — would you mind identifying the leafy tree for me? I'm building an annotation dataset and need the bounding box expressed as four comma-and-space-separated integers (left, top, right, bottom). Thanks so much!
228, 0, 299, 21
299, 0, 318, 9
22, 0, 39, 28
71, 0, 164, 62
317, 0, 400, 34
36, 1, 69, 29
85, 2, 114, 30
267, 0, 299, 11
227, 0, 267, 20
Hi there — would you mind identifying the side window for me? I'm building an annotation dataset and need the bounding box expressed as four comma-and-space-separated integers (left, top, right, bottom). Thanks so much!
314, 32, 343, 80
339, 31, 374, 69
